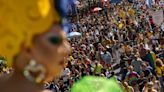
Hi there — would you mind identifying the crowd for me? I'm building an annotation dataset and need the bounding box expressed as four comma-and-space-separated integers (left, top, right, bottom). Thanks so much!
4, 0, 161, 92
0, 0, 162, 92
45, 0, 164, 92
0, 59, 13, 77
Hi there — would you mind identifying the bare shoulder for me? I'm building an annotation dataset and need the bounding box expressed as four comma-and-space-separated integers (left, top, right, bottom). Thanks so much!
0, 73, 12, 82
0, 73, 13, 91
0, 78, 8, 92
152, 89, 157, 92
41, 89, 52, 92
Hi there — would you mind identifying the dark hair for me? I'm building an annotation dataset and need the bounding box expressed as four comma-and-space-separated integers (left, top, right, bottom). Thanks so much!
156, 59, 163, 67
111, 72, 115, 76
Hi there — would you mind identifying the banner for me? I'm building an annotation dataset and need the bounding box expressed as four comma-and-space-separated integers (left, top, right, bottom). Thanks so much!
150, 10, 163, 26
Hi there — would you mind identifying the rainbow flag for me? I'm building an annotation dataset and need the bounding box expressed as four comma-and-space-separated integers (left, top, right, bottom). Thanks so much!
146, 51, 156, 70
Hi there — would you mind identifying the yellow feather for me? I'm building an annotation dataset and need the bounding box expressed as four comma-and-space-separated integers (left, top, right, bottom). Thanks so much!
0, 0, 61, 66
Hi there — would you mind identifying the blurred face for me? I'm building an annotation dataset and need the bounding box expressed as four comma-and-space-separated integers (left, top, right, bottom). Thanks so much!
142, 65, 146, 70
128, 67, 133, 72
123, 82, 128, 87
140, 72, 144, 77
31, 24, 70, 81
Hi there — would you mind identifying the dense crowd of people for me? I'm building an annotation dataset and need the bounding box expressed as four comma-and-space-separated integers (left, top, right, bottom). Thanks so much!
0, 59, 13, 77
0, 0, 163, 92
45, 0, 164, 92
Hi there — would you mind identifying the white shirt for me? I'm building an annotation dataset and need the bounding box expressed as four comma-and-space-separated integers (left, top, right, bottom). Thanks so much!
62, 68, 71, 82
95, 29, 99, 35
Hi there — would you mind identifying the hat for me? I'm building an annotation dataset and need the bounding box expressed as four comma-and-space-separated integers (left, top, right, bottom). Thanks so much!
71, 76, 122, 92
0, 0, 73, 66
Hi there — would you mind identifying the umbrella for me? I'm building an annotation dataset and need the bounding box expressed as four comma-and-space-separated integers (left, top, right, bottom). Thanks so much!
92, 7, 102, 12
67, 32, 82, 38
103, 0, 108, 2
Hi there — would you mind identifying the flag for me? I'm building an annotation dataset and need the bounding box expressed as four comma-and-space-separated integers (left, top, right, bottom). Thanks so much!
146, 51, 156, 70
146, 0, 153, 7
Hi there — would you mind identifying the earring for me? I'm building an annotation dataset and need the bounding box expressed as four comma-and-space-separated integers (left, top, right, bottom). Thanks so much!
23, 59, 46, 84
